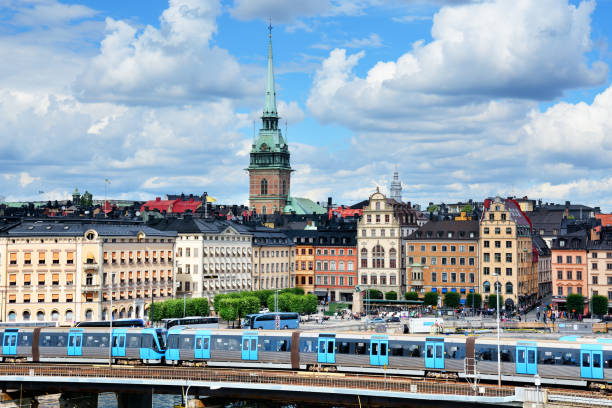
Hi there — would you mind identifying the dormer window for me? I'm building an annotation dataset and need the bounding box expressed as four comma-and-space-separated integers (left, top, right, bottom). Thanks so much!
560, 240, 565, 247
447, 232, 453, 238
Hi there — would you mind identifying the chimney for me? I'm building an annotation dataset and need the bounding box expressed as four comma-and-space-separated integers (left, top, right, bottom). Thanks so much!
155, 197, 161, 202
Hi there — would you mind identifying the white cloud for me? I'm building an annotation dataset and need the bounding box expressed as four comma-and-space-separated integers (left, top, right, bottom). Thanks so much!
6, 0, 98, 27
343, 33, 384, 49
19, 172, 40, 187
74, 0, 257, 105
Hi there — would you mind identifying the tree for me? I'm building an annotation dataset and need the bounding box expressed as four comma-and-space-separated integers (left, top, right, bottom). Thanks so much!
423, 292, 439, 306
282, 287, 305, 296
385, 291, 398, 300
466, 293, 482, 309
302, 294, 318, 315
364, 289, 383, 300
461, 204, 473, 213
427, 204, 438, 212
566, 293, 585, 316
592, 295, 608, 317
218, 298, 239, 326
487, 294, 503, 309
444, 292, 461, 308
404, 291, 419, 301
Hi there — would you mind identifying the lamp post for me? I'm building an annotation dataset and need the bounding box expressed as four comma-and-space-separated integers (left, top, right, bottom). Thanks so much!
496, 275, 501, 387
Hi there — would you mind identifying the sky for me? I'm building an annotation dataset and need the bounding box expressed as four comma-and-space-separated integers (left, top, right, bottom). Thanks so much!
1, 0, 612, 211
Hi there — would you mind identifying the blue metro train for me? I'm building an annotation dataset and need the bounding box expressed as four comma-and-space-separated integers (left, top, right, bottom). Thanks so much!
2, 326, 612, 387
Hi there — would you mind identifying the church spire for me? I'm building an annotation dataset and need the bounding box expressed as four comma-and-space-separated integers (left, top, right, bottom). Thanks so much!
263, 20, 277, 118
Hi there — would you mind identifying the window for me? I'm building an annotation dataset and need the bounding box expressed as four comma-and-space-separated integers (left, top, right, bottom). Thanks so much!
608, 276, 612, 285
495, 241, 501, 248
495, 267, 501, 275
484, 240, 490, 248
566, 256, 572, 264
469, 245, 475, 252
505, 253, 512, 262
389, 248, 397, 268
506, 227, 512, 234
38, 252, 45, 265
501, 214, 506, 221
483, 253, 490, 262
469, 273, 475, 283
557, 256, 563, 263
9, 252, 16, 265
373, 245, 384, 268
441, 246, 447, 252
505, 282, 513, 294
431, 257, 437, 265
506, 268, 512, 276
431, 246, 437, 252
592, 263, 598, 270
385, 214, 390, 223
576, 256, 582, 264
347, 261, 354, 271
441, 257, 447, 265
431, 272, 437, 282
567, 287, 573, 295
361, 248, 368, 268
593, 276, 598, 285
506, 241, 512, 248
495, 228, 500, 234
24, 253, 31, 265
576, 271, 582, 280
260, 179, 268, 195
557, 270, 563, 280
567, 271, 572, 280
450, 245, 456, 252
451, 273, 456, 283
577, 287, 582, 295
469, 258, 475, 266
483, 281, 490, 293
494, 253, 501, 262
442, 272, 447, 282
483, 267, 490, 275
558, 286, 563, 296
483, 227, 489, 234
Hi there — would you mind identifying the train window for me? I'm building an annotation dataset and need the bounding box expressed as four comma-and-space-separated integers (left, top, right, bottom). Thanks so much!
117, 337, 123, 347
84, 334, 105, 348
355, 342, 367, 355
142, 334, 153, 349
277, 340, 289, 352
196, 338, 202, 349
203, 338, 209, 349
180, 335, 193, 350
582, 353, 590, 367
18, 333, 32, 347
41, 335, 54, 347
561, 351, 578, 366
500, 348, 513, 362
476, 347, 497, 361
380, 343, 387, 356
338, 342, 350, 354
242, 339, 248, 350
409, 345, 421, 357
540, 351, 556, 365
604, 352, 612, 368
167, 334, 179, 349
426, 345, 433, 358
127, 335, 140, 348
299, 340, 316, 353
262, 339, 275, 351
594, 353, 601, 368
390, 346, 403, 356
446, 346, 460, 359
517, 349, 525, 363
372, 342, 378, 355
229, 337, 240, 351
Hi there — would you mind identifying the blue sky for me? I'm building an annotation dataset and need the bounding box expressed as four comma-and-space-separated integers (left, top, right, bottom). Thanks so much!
1, 0, 612, 211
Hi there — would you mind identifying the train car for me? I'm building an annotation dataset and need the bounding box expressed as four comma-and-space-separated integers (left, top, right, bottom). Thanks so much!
165, 328, 295, 369
0, 327, 166, 363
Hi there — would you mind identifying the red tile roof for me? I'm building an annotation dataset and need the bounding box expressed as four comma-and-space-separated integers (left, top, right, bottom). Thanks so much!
140, 197, 202, 214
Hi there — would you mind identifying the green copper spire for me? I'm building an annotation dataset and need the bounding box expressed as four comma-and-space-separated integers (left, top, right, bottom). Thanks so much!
263, 22, 277, 117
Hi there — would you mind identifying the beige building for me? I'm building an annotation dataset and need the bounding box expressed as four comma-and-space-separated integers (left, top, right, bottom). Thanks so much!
150, 217, 253, 302
251, 229, 294, 291
587, 232, 612, 307
0, 220, 176, 324
479, 197, 537, 310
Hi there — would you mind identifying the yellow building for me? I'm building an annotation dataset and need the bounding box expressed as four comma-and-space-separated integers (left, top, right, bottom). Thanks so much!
251, 229, 294, 291
0, 220, 176, 324
479, 197, 537, 310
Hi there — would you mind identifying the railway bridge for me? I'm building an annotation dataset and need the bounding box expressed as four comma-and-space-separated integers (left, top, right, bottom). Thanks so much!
0, 364, 610, 408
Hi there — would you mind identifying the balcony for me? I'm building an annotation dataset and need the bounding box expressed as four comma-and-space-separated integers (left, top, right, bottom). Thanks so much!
410, 278, 424, 286
82, 283, 100, 291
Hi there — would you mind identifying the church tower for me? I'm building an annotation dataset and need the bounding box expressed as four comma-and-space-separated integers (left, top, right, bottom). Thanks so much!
248, 25, 291, 215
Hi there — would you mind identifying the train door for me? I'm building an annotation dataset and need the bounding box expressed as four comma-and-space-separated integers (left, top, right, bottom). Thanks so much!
370, 335, 389, 366
195, 331, 211, 359
67, 330, 83, 356
516, 342, 537, 375
2, 330, 17, 355
318, 334, 336, 364
112, 330, 126, 357
241, 332, 258, 361
580, 345, 603, 379
425, 338, 444, 369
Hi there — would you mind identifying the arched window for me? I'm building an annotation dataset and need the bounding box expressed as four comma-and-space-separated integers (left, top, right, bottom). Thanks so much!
375, 201, 380, 210
261, 178, 268, 195
8, 311, 16, 321
22, 311, 31, 321
86, 273, 93, 285
51, 310, 59, 321
128, 306, 133, 318
389, 248, 397, 268
361, 248, 368, 268
483, 281, 490, 293
85, 309, 93, 320
373, 245, 385, 268
494, 282, 501, 292
37, 311, 45, 321
505, 282, 513, 294
282, 180, 287, 196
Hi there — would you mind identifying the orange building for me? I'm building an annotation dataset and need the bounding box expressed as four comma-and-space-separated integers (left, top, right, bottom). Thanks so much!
285, 231, 316, 294
314, 230, 357, 303
406, 220, 479, 304
551, 231, 589, 313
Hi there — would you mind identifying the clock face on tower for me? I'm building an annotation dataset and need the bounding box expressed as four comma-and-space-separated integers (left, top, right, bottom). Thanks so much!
248, 28, 291, 215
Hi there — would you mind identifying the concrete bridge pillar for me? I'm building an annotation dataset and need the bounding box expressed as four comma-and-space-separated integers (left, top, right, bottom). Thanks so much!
186, 398, 206, 408
59, 393, 98, 408
116, 392, 152, 408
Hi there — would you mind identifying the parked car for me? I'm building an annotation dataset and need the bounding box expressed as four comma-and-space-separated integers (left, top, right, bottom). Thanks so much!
386, 316, 400, 323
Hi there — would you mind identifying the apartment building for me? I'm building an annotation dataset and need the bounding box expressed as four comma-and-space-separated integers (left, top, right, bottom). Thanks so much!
251, 228, 294, 290
284, 230, 316, 294
588, 227, 612, 310
479, 197, 537, 310
406, 220, 479, 303
151, 216, 253, 301
0, 220, 176, 324
313, 229, 357, 303
533, 235, 552, 299
551, 232, 588, 311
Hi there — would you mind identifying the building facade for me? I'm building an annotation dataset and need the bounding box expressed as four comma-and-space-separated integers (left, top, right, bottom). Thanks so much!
406, 220, 479, 303
314, 229, 357, 303
247, 30, 291, 215
551, 232, 588, 312
285, 230, 316, 294
0, 220, 176, 324
479, 197, 537, 310
533, 235, 552, 299
588, 227, 612, 310
251, 229, 294, 290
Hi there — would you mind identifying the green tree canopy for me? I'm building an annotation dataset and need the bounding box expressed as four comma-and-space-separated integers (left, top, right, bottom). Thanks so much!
404, 291, 419, 301
444, 292, 461, 308
461, 204, 473, 213
487, 294, 503, 309
592, 295, 608, 316
566, 293, 585, 315
385, 291, 398, 300
364, 289, 383, 300
423, 291, 439, 306
466, 293, 482, 309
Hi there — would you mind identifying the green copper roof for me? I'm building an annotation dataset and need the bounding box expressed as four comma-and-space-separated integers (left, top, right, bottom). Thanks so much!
283, 197, 326, 215
263, 27, 277, 117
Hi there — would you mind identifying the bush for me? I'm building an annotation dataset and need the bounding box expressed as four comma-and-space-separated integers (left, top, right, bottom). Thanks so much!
364, 289, 383, 300
404, 291, 419, 301
592, 295, 608, 316
385, 291, 398, 300
444, 292, 461, 308
149, 297, 209, 321
466, 293, 482, 309
423, 292, 439, 306
566, 293, 585, 315
487, 294, 503, 309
